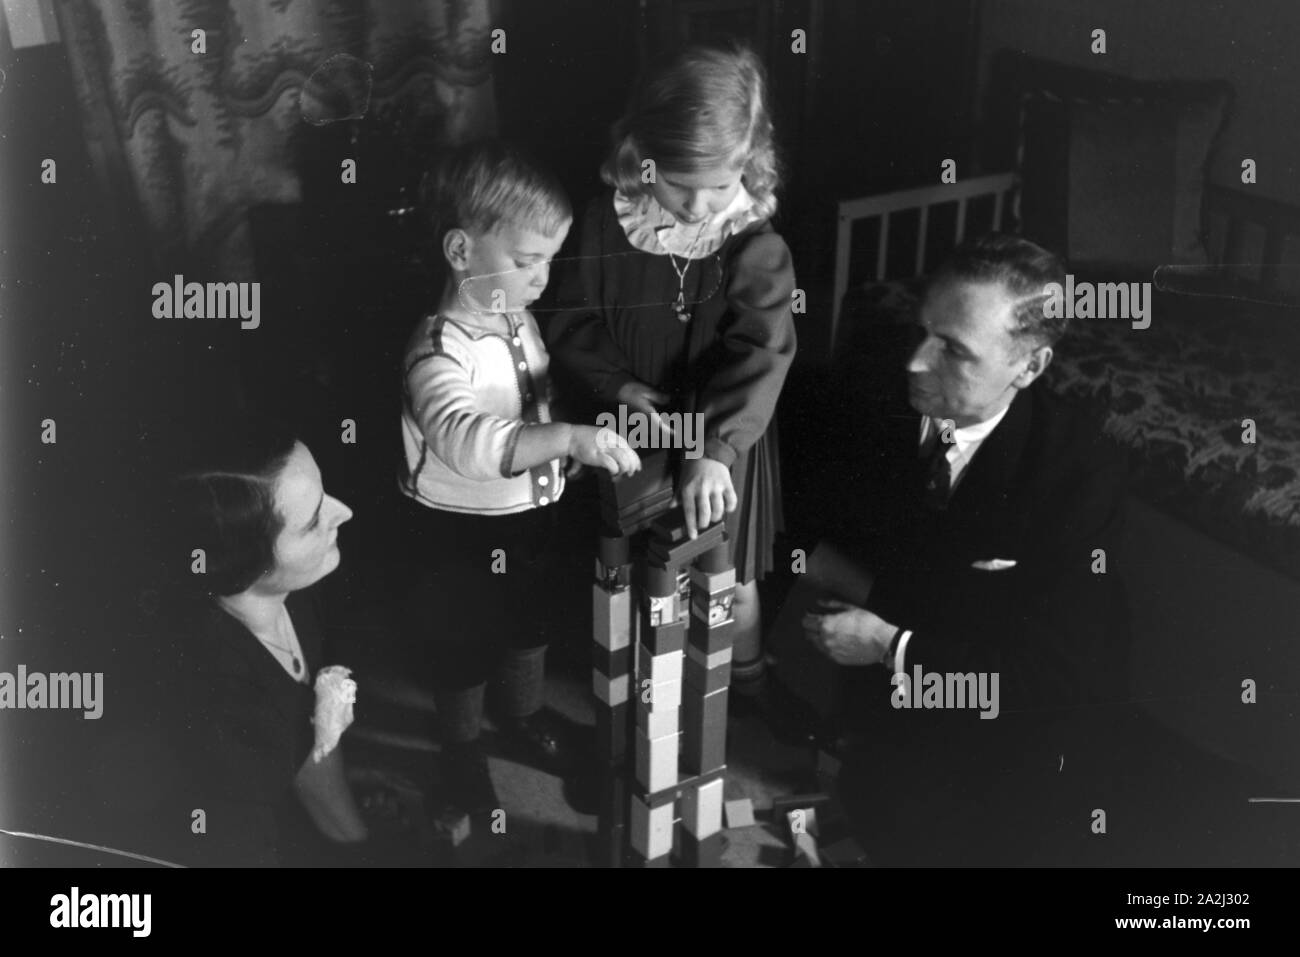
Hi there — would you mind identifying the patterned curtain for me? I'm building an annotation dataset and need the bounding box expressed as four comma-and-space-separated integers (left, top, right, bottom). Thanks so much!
55, 0, 497, 278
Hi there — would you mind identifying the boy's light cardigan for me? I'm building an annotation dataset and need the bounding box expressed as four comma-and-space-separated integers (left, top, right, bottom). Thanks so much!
400, 311, 565, 515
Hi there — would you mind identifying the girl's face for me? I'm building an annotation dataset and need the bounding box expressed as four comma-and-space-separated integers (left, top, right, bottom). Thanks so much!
650, 162, 745, 225
257, 442, 353, 594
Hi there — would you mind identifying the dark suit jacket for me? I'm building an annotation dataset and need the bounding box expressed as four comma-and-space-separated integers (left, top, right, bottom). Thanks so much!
177, 591, 323, 866
827, 376, 1131, 727
824, 378, 1132, 864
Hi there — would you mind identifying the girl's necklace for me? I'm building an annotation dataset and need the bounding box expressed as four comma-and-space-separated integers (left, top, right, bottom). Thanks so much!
665, 222, 709, 323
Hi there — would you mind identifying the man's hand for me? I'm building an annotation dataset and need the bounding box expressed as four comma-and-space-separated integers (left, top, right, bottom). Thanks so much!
679, 455, 737, 539
803, 599, 895, 667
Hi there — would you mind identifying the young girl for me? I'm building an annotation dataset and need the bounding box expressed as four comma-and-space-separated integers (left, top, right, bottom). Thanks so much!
548, 45, 797, 723
400, 140, 639, 819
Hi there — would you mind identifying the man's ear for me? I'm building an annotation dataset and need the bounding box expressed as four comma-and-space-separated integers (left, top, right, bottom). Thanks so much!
443, 228, 471, 271
1012, 344, 1053, 388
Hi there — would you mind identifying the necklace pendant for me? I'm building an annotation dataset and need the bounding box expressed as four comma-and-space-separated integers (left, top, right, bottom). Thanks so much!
674, 304, 690, 323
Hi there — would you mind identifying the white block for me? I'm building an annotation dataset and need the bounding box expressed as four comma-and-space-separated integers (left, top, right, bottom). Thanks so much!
592, 669, 629, 707
593, 585, 632, 651
682, 778, 725, 838
630, 796, 675, 859
635, 676, 681, 712
636, 648, 684, 684
635, 729, 680, 794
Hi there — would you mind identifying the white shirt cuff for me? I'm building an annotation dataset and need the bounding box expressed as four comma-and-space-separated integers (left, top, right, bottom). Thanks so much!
892, 630, 914, 674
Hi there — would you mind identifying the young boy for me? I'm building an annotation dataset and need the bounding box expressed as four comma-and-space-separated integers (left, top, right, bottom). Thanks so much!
399, 140, 639, 818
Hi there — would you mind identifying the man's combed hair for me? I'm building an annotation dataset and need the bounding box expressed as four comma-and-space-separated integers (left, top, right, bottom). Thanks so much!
170, 419, 299, 597
924, 233, 1070, 349
420, 139, 572, 249
601, 44, 781, 220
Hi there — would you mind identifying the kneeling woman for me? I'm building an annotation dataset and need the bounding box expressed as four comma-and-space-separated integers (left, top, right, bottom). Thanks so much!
170, 420, 368, 866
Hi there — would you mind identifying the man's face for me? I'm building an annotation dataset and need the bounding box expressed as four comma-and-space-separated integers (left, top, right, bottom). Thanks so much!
455, 218, 570, 313
906, 279, 1047, 427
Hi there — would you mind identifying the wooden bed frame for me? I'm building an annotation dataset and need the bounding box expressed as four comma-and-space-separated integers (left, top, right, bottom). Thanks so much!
830, 174, 1300, 351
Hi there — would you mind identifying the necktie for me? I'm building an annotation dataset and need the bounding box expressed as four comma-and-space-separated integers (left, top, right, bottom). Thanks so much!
922, 422, 952, 511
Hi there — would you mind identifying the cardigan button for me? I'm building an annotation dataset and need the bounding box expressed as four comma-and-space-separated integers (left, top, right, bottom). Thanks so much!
517, 361, 527, 372
538, 475, 549, 487
512, 337, 522, 346
538, 495, 549, 506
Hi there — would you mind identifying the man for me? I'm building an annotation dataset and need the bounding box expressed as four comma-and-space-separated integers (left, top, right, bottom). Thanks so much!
805, 234, 1131, 865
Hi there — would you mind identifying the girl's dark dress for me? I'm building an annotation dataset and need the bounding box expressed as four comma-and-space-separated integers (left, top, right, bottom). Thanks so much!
547, 190, 797, 582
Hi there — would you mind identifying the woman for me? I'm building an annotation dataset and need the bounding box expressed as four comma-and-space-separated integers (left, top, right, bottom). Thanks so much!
168, 418, 369, 866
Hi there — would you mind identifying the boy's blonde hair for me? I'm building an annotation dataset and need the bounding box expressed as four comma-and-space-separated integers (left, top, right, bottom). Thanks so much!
420, 139, 572, 256
601, 44, 780, 220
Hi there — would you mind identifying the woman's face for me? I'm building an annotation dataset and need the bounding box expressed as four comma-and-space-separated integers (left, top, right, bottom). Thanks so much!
649, 161, 745, 225
258, 442, 353, 593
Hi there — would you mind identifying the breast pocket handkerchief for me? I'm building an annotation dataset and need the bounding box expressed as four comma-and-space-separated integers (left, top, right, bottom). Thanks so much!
971, 558, 1017, 571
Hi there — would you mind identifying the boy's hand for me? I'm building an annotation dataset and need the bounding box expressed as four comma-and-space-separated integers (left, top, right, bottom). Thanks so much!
615, 380, 678, 442
570, 425, 642, 475
680, 456, 737, 539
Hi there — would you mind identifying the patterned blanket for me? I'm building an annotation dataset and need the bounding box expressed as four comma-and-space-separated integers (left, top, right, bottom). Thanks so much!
837, 279, 1300, 581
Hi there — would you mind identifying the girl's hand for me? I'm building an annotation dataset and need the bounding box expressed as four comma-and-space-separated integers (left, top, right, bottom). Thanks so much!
615, 380, 678, 442
679, 456, 737, 539
570, 425, 642, 475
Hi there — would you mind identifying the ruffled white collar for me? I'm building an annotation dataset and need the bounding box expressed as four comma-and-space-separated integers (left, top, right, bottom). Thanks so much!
613, 186, 768, 259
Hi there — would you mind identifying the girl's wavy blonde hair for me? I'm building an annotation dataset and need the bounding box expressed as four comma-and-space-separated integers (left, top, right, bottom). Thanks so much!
601, 44, 780, 221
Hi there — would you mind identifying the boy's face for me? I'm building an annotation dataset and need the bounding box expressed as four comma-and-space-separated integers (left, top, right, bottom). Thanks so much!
449, 218, 570, 314
650, 162, 744, 226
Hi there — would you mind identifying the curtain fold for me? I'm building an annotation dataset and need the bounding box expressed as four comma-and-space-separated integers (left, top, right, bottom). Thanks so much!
56, 0, 497, 277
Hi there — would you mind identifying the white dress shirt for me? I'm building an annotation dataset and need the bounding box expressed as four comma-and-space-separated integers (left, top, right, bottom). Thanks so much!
891, 404, 1013, 672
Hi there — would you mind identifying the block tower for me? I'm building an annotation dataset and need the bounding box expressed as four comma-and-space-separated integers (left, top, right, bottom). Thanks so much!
592, 454, 735, 867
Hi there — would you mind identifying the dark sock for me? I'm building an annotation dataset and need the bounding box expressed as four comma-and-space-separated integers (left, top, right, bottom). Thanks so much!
435, 684, 486, 744
731, 655, 767, 697
496, 645, 546, 719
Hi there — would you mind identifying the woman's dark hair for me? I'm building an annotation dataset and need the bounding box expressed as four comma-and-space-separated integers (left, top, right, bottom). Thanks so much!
170, 418, 299, 597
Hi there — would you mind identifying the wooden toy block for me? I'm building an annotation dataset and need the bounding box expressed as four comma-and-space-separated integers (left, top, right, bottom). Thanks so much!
595, 556, 632, 591
629, 793, 674, 860
647, 526, 728, 569
772, 794, 830, 841
635, 675, 682, 712
822, 837, 870, 868
679, 830, 724, 868
681, 685, 728, 774
680, 776, 725, 838
687, 615, 735, 655
690, 589, 736, 626
634, 728, 680, 794
592, 669, 630, 707
644, 593, 676, 628
592, 585, 633, 651
696, 539, 732, 573
643, 561, 678, 598
597, 533, 630, 568
724, 798, 756, 829
594, 700, 629, 763
634, 702, 679, 738
689, 566, 737, 594
640, 765, 726, 808
685, 641, 732, 671
683, 649, 731, 694
593, 644, 632, 679
635, 643, 683, 684
640, 620, 685, 656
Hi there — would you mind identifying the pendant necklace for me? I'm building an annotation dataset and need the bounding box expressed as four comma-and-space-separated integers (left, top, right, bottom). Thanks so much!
259, 606, 303, 676
665, 222, 708, 323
